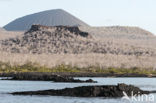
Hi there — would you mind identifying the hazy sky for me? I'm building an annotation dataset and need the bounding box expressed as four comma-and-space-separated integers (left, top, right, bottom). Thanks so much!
0, 0, 156, 34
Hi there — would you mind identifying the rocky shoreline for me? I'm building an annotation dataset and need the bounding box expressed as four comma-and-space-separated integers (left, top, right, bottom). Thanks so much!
0, 72, 96, 83
11, 83, 152, 97
0, 72, 155, 78
1, 72, 156, 98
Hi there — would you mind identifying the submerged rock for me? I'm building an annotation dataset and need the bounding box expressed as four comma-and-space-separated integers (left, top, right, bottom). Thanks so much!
11, 83, 150, 97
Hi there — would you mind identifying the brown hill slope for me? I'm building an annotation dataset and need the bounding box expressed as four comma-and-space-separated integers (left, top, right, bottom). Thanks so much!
0, 25, 155, 56
0, 28, 23, 40
80, 26, 156, 49
0, 27, 5, 31
80, 26, 154, 39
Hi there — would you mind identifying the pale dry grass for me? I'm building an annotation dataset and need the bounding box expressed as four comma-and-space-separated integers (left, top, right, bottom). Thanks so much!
0, 52, 156, 69
80, 26, 156, 46
0, 30, 23, 40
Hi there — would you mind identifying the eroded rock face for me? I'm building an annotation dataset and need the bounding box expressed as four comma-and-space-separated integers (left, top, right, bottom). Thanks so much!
11, 83, 149, 97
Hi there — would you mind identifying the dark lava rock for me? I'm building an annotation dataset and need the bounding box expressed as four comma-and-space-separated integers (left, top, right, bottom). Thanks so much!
29, 25, 91, 38
11, 83, 150, 97
0, 72, 154, 78
50, 76, 96, 83
1, 72, 96, 83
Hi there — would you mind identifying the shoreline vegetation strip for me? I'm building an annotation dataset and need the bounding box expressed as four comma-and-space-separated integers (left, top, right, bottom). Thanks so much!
0, 62, 156, 75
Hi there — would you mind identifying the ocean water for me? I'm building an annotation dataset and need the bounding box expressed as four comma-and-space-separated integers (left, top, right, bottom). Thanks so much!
0, 77, 156, 103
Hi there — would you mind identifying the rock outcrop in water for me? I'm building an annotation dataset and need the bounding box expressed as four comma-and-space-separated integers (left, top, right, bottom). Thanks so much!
11, 83, 150, 97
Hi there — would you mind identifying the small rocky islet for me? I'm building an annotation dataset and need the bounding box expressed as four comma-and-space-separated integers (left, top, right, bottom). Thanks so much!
11, 83, 154, 98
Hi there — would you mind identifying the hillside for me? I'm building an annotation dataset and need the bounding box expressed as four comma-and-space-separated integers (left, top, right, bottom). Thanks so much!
0, 25, 156, 69
80, 26, 156, 48
0, 25, 156, 56
80, 26, 154, 38
0, 27, 5, 31
0, 28, 23, 40
4, 9, 89, 31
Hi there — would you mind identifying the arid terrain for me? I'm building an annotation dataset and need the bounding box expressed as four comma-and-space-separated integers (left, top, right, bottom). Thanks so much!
0, 28, 23, 40
0, 25, 156, 69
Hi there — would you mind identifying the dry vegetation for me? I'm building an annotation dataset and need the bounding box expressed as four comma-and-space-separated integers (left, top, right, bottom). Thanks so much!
80, 26, 154, 37
0, 25, 156, 72
0, 52, 156, 69
1, 25, 156, 56
1, 61, 156, 74
0, 29, 23, 40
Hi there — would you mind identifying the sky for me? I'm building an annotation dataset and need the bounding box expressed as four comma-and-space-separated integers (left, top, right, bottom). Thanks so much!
0, 0, 156, 34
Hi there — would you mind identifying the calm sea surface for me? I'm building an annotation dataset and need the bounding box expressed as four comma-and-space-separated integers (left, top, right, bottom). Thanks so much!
0, 77, 156, 103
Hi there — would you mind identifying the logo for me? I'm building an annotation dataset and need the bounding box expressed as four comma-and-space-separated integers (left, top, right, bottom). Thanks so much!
121, 91, 154, 102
